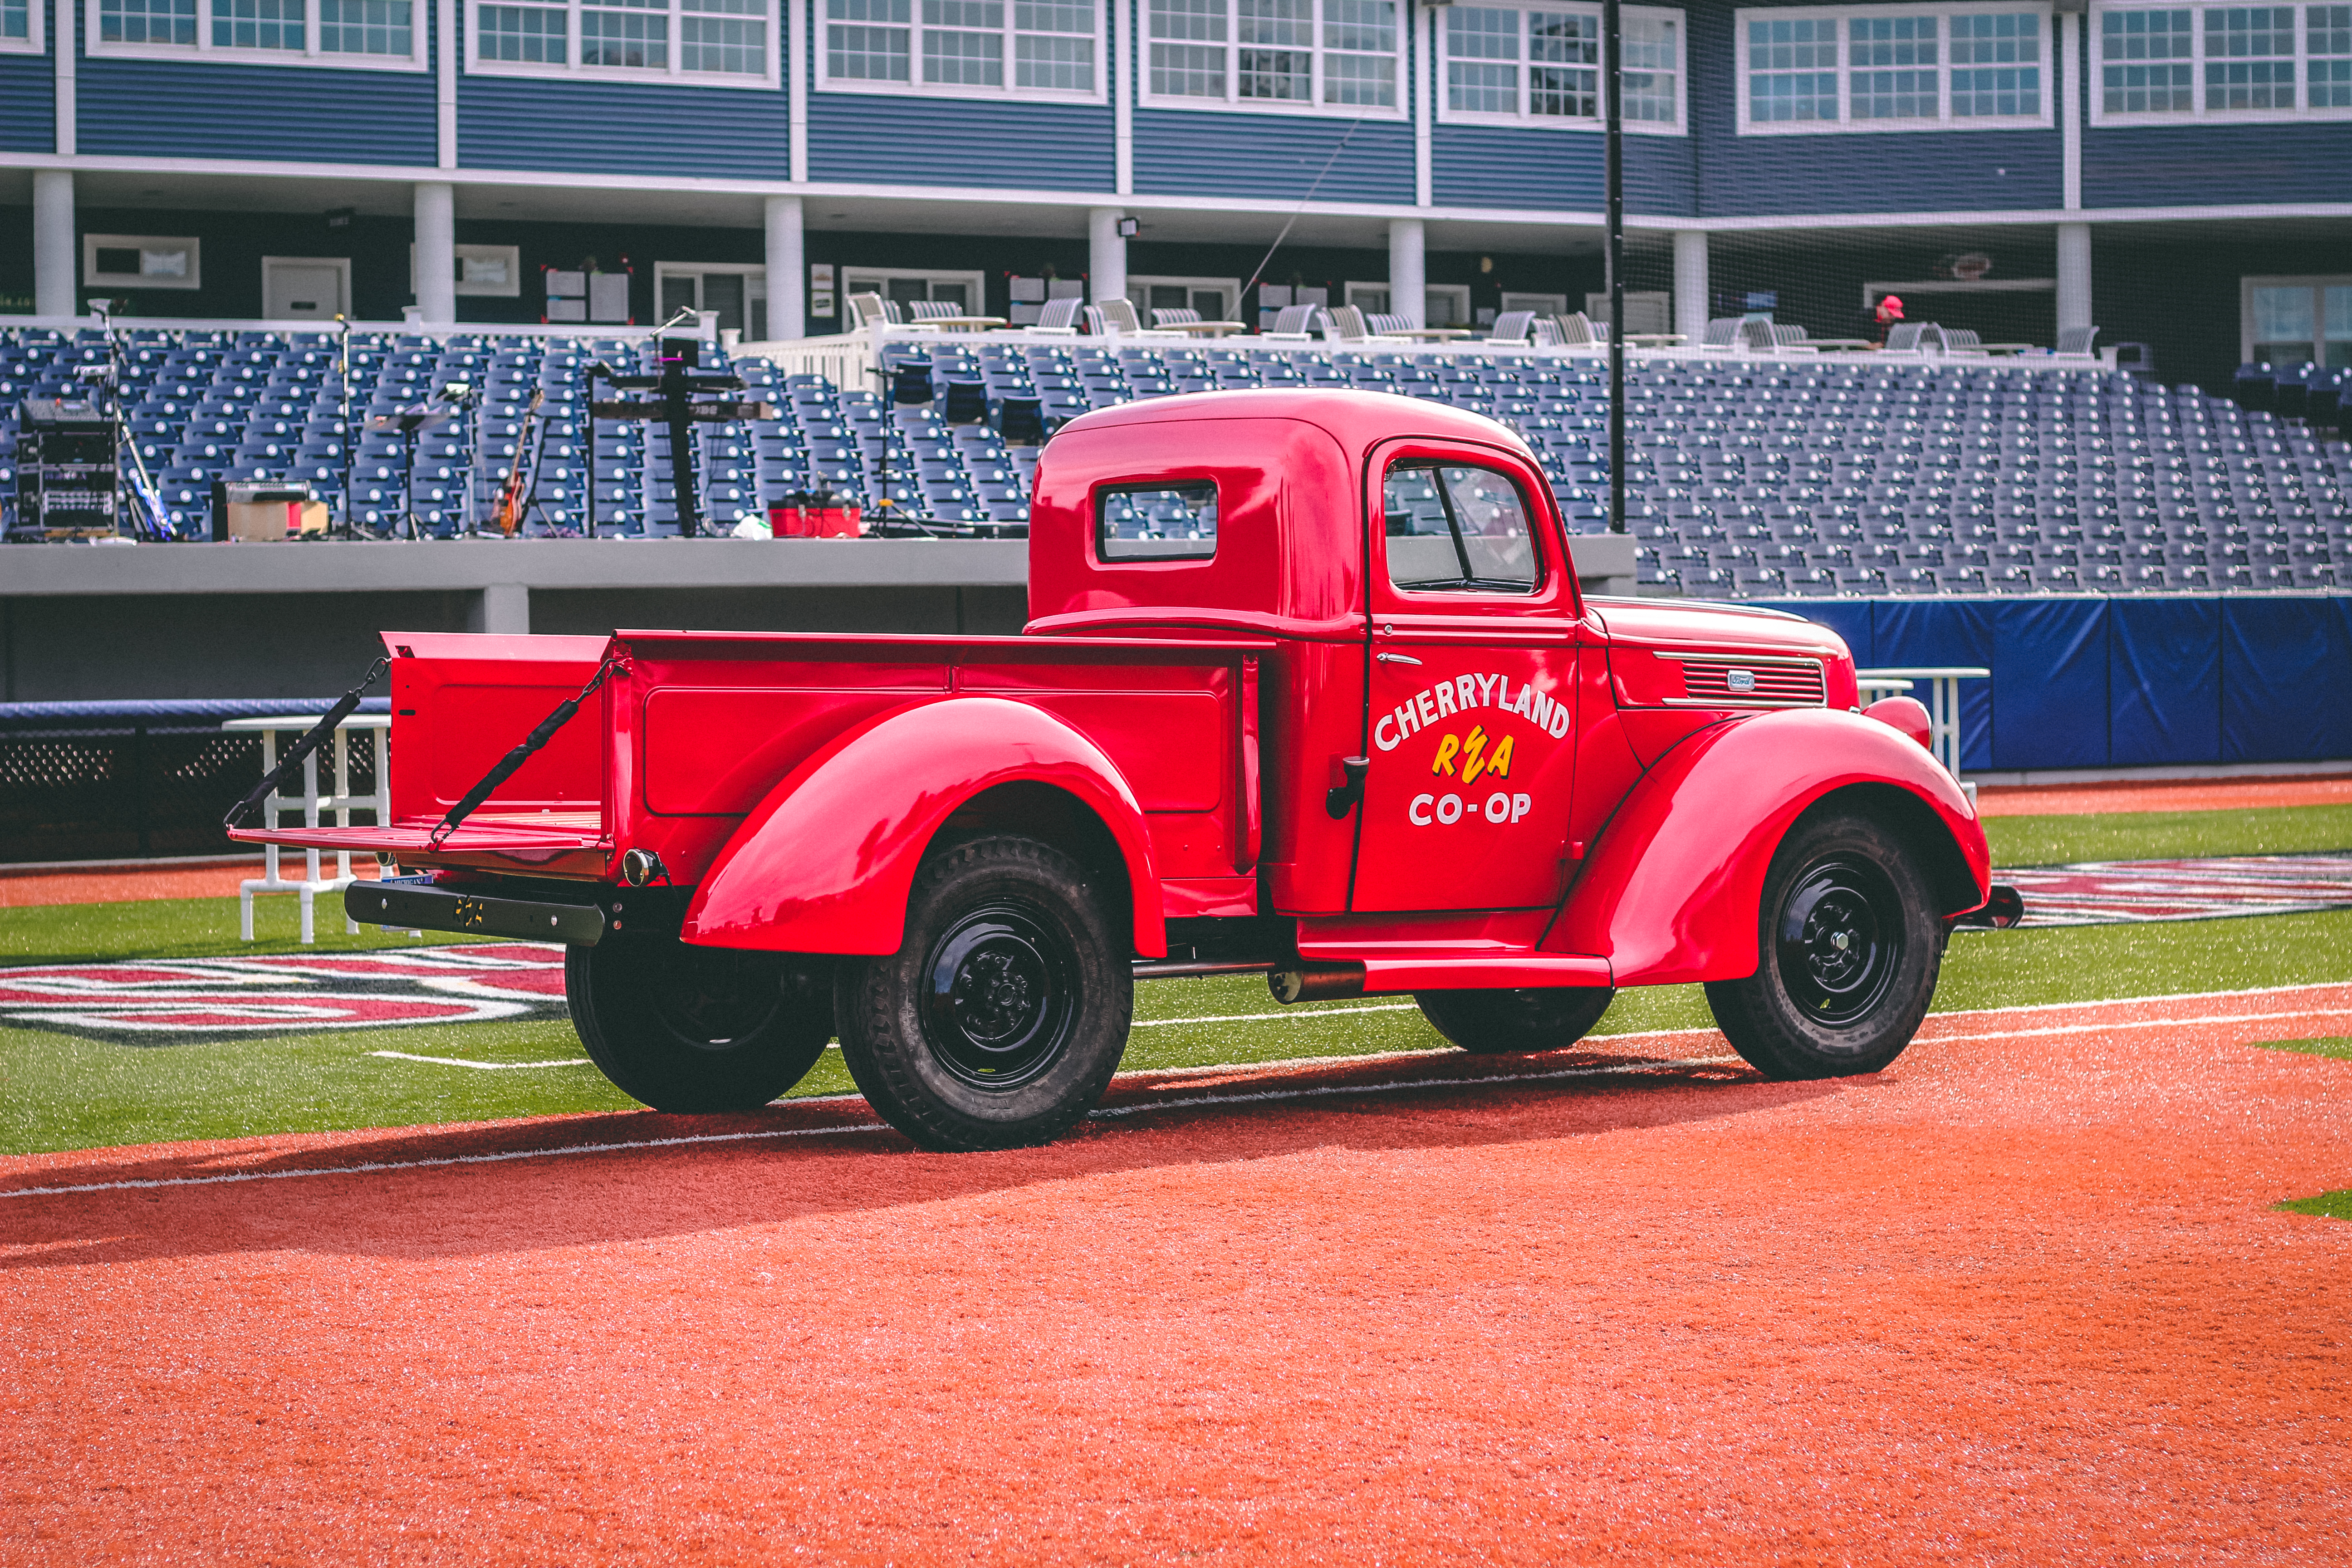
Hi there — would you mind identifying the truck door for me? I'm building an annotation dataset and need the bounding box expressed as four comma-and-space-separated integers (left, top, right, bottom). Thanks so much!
1352, 446, 1582, 913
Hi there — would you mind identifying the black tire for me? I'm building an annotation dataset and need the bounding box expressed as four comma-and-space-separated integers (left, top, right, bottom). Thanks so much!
1704, 809, 1943, 1081
1415, 986, 1616, 1054
834, 834, 1132, 1152
566, 935, 834, 1112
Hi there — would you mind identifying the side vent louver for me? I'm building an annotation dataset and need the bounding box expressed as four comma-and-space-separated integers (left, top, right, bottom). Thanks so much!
1666, 656, 1827, 708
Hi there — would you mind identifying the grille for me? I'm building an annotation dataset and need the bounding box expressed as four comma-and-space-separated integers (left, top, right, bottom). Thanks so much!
1678, 659, 1826, 706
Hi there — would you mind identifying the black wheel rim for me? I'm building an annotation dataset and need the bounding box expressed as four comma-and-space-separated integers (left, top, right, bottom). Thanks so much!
919, 901, 1079, 1091
1774, 856, 1904, 1029
648, 944, 786, 1053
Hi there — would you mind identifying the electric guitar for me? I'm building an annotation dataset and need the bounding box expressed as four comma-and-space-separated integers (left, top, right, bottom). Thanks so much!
491, 388, 546, 536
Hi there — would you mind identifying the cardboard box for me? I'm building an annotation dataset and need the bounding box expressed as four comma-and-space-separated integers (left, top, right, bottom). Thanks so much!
221, 490, 328, 540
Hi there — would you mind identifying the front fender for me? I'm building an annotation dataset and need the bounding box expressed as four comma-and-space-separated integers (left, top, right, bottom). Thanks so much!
682, 696, 1166, 957
1543, 709, 1989, 986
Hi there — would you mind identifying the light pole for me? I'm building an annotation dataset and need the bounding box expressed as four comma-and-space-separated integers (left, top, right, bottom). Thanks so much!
1604, 0, 1626, 535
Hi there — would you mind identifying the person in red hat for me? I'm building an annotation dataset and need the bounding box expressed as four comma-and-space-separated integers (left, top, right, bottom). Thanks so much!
1872, 292, 1906, 346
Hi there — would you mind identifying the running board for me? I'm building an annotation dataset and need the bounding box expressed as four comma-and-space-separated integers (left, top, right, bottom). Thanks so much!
1270, 953, 1613, 1003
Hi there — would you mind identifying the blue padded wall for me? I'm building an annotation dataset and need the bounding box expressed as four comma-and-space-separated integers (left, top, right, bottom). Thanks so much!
2109, 598, 2221, 766
2222, 598, 2352, 764
1867, 600, 1998, 770
1764, 596, 2352, 771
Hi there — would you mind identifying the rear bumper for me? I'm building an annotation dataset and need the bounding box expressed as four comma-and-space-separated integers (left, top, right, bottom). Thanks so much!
348, 878, 606, 946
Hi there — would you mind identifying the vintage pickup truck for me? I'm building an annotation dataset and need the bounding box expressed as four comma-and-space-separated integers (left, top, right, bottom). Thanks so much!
235, 390, 2008, 1151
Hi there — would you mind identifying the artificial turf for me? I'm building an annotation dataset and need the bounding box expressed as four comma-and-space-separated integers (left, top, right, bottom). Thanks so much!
1981, 802, 2352, 867
2250, 1035, 2352, 1060
2275, 1191, 2352, 1220
3, 804, 2348, 1156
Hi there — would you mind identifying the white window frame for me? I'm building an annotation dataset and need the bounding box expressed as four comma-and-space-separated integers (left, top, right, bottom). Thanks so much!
1735, 3, 2056, 134
468, 0, 781, 88
1436, 3, 1686, 134
1140, 0, 1411, 120
816, 0, 1108, 103
88, 0, 428, 70
841, 265, 991, 313
261, 255, 353, 318
654, 261, 771, 336
1424, 283, 1472, 327
1130, 274, 1245, 320
0, 0, 46, 57
84, 234, 204, 291
2240, 273, 2352, 363
408, 244, 525, 298
2091, 3, 2352, 124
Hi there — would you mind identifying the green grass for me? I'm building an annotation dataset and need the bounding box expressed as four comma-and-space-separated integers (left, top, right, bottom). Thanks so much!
2275, 1191, 2352, 1221
3, 801, 2346, 1157
2251, 1036, 2352, 1061
1983, 803, 2352, 868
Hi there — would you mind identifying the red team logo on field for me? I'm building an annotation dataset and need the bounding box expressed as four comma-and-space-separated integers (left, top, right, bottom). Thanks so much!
0, 944, 572, 1045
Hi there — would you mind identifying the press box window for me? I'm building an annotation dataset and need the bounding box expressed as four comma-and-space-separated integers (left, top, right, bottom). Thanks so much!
1383, 463, 1539, 593
1097, 482, 1218, 560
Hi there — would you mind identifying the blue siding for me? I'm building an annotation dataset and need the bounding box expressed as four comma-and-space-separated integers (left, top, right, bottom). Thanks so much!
460, 77, 789, 176
1431, 126, 1692, 215
2085, 121, 2352, 208
1133, 109, 1412, 202
809, 94, 1113, 190
0, 52, 51, 152
1683, 0, 2062, 216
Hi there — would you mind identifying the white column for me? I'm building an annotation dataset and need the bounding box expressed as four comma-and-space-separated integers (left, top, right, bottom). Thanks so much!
1388, 219, 1426, 329
414, 181, 456, 326
766, 195, 806, 343
1413, 7, 1433, 208
33, 170, 74, 319
789, 0, 809, 182
1672, 229, 1709, 342
474, 584, 530, 635
2056, 221, 2092, 333
1113, 0, 1134, 195
437, 0, 458, 167
2060, 12, 2082, 211
54, 0, 75, 156
1088, 207, 1127, 304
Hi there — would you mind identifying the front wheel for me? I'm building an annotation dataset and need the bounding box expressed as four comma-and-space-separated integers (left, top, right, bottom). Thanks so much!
1415, 987, 1616, 1054
566, 935, 835, 1112
834, 834, 1132, 1152
1704, 809, 1943, 1081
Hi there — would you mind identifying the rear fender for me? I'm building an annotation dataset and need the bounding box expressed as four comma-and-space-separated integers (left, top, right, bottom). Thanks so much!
682, 696, 1166, 957
1543, 708, 1989, 985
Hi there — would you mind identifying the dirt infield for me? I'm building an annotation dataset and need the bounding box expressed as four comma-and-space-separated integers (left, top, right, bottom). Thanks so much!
1976, 772, 2352, 817
5, 984, 2348, 1565
0, 858, 378, 910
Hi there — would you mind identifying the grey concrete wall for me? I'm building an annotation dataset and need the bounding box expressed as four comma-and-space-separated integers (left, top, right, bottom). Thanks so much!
0, 535, 1635, 701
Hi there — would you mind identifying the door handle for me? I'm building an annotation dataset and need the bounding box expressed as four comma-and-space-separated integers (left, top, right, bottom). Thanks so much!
1375, 652, 1422, 665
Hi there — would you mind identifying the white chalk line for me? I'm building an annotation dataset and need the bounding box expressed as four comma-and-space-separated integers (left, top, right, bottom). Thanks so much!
10, 980, 2350, 1201
368, 1050, 594, 1071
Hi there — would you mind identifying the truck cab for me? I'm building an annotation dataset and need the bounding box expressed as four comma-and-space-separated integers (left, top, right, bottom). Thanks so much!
239, 390, 1999, 1152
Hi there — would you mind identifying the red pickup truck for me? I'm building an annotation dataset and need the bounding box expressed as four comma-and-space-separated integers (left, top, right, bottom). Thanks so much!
237, 391, 2004, 1151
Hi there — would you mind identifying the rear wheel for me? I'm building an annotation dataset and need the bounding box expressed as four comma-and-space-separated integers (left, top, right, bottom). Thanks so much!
1415, 987, 1616, 1054
835, 834, 1131, 1152
566, 935, 834, 1112
1703, 810, 1942, 1081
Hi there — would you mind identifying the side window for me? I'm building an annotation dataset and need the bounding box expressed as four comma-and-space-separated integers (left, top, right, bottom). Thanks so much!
1381, 462, 1539, 593
1097, 480, 1218, 561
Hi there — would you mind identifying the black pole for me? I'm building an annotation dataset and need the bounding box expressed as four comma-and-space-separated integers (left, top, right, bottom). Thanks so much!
1604, 0, 1626, 535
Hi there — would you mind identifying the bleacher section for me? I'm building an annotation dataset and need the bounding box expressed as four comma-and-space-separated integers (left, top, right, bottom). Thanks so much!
4, 325, 2347, 597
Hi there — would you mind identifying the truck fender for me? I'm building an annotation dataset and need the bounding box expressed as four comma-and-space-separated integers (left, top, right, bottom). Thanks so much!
1543, 708, 1990, 987
682, 696, 1166, 958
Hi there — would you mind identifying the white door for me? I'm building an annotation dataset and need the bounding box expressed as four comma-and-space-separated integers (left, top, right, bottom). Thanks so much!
264, 259, 347, 320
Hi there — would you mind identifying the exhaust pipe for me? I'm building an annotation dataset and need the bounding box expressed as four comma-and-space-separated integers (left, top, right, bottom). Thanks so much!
1268, 963, 1367, 1004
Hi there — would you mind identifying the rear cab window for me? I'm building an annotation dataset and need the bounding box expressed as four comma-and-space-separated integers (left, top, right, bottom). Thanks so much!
1381, 464, 1540, 595
1097, 481, 1218, 562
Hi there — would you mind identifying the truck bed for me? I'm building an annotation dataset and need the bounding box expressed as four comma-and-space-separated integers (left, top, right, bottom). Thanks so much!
230, 629, 1273, 906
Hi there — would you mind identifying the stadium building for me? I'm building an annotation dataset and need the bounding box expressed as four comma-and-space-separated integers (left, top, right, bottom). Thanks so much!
0, 0, 2347, 789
